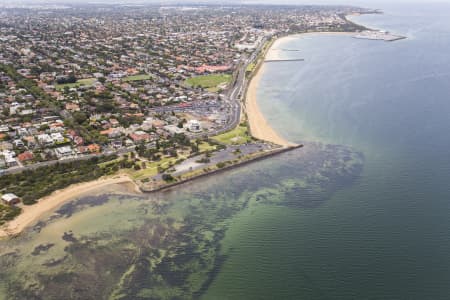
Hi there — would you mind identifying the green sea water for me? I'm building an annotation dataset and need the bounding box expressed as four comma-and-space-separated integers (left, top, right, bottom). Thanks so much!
0, 143, 362, 299
2, 2, 450, 299
205, 3, 450, 299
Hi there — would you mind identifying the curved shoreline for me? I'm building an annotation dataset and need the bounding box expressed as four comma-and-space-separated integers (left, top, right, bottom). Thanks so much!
0, 29, 368, 239
244, 32, 355, 148
245, 63, 296, 147
245, 37, 297, 148
0, 175, 139, 238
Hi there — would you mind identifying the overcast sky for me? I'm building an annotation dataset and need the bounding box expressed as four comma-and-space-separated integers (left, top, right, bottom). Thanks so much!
2, 0, 448, 7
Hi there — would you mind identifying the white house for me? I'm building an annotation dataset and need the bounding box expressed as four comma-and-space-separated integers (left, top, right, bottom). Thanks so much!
37, 134, 54, 146
55, 146, 73, 158
2, 193, 20, 205
51, 132, 65, 143
186, 120, 202, 133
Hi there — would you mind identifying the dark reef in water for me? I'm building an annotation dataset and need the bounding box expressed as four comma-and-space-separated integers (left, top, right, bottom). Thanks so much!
31, 243, 55, 256
0, 142, 363, 300
56, 194, 114, 219
62, 231, 77, 243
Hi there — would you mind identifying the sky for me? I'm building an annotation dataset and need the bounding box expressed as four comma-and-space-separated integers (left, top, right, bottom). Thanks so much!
1, 0, 447, 8
1, 0, 442, 2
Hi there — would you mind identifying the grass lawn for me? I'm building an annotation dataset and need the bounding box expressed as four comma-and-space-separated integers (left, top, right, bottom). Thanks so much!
185, 74, 232, 92
126, 156, 182, 180
55, 78, 96, 90
122, 74, 153, 82
211, 124, 253, 145
246, 63, 256, 73
198, 142, 217, 153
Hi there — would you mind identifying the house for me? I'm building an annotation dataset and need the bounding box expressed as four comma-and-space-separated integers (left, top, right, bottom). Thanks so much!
1, 193, 20, 205
18, 151, 34, 163
23, 136, 36, 148
37, 134, 54, 146
109, 118, 120, 127
74, 136, 84, 146
164, 125, 185, 135
55, 146, 73, 158
100, 128, 122, 138
186, 120, 202, 133
5, 155, 18, 167
0, 141, 13, 151
51, 132, 65, 143
77, 145, 89, 154
65, 102, 80, 111
87, 144, 101, 153
129, 131, 151, 143
13, 139, 25, 148
112, 140, 122, 148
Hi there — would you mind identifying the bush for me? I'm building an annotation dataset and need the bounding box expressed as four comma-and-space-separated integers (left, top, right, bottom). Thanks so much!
162, 174, 175, 182
216, 162, 226, 168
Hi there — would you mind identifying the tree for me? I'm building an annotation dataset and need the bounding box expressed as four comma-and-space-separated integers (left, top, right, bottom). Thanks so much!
216, 162, 226, 168
73, 111, 88, 124
2, 107, 10, 117
162, 173, 174, 182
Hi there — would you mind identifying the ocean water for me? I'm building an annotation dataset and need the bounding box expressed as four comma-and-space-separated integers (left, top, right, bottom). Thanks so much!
206, 3, 450, 299
1, 2, 450, 300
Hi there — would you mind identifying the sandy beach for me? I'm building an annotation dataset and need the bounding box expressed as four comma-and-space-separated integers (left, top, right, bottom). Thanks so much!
245, 32, 356, 148
0, 31, 355, 239
245, 66, 295, 147
245, 37, 299, 148
0, 175, 139, 238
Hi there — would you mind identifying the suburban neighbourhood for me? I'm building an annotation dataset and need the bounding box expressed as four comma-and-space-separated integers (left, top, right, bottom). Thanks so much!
0, 3, 373, 223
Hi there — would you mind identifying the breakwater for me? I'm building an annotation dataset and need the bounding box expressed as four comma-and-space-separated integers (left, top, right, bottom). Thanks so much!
139, 144, 303, 193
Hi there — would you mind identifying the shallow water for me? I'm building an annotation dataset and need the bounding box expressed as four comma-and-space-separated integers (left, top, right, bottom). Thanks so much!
205, 3, 450, 299
0, 143, 362, 299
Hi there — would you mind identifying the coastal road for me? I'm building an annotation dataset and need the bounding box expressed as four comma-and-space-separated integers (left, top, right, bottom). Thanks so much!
0, 37, 268, 176
1, 147, 134, 176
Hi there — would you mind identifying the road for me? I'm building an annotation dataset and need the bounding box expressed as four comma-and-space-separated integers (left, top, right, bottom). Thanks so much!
1, 147, 134, 176
0, 37, 268, 176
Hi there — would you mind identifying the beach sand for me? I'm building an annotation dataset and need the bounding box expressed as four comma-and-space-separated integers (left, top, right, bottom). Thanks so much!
245, 32, 355, 148
0, 175, 139, 238
245, 38, 298, 148
0, 31, 351, 239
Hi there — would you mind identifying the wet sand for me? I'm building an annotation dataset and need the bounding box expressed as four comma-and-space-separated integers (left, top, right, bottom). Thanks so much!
0, 175, 139, 238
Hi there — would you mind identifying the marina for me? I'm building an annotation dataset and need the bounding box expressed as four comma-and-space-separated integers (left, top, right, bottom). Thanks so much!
353, 30, 406, 41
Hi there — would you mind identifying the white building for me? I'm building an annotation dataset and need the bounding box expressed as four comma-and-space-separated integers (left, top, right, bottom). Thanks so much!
2, 193, 20, 205
2, 150, 18, 167
185, 120, 202, 133
51, 132, 65, 143
55, 146, 73, 158
37, 134, 54, 146
164, 125, 185, 135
